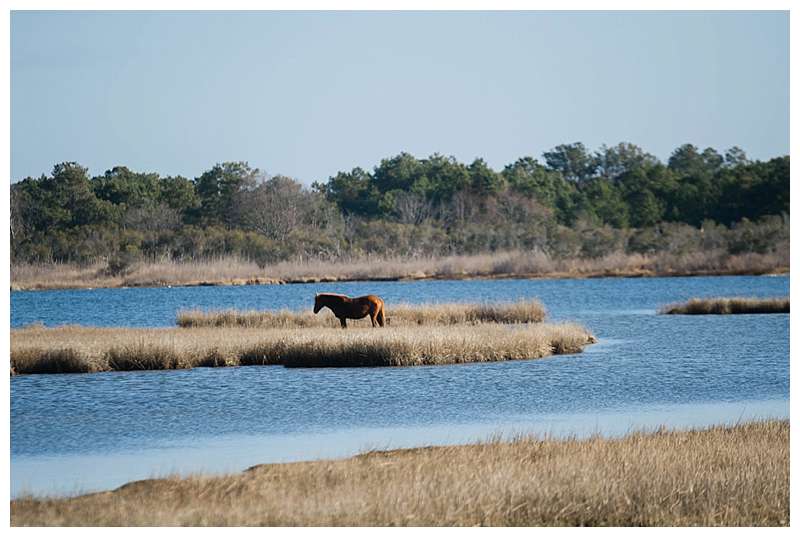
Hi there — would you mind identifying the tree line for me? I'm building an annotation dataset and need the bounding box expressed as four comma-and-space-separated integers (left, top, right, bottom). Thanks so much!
10, 142, 789, 273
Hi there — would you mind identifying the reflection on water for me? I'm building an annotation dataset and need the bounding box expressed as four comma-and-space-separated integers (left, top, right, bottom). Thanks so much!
10, 275, 790, 497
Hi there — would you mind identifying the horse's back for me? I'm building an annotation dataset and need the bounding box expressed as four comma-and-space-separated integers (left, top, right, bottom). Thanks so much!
317, 292, 349, 301
357, 295, 383, 309
319, 293, 381, 305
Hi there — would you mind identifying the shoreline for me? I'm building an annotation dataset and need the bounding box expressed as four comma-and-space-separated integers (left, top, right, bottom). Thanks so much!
10, 265, 790, 292
11, 420, 789, 526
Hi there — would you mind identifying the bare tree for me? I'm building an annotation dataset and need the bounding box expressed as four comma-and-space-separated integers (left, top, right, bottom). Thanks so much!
122, 202, 182, 233
494, 190, 553, 224
441, 190, 488, 229
304, 192, 345, 232
240, 175, 306, 242
10, 186, 29, 244
444, 190, 468, 227
394, 192, 434, 225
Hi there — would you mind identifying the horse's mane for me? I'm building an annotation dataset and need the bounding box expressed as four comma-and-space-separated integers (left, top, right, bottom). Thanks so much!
316, 293, 348, 298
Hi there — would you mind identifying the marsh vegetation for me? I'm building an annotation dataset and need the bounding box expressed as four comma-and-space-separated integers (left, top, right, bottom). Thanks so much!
10, 420, 788, 526
177, 299, 547, 328
10, 322, 596, 375
660, 296, 789, 314
10, 248, 788, 291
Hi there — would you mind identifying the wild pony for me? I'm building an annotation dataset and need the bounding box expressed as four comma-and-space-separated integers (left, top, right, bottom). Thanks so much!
313, 293, 386, 328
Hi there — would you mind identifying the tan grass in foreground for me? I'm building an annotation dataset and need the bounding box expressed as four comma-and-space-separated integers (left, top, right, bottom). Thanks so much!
177, 300, 547, 328
10, 323, 595, 374
10, 249, 788, 290
10, 420, 788, 526
660, 296, 789, 315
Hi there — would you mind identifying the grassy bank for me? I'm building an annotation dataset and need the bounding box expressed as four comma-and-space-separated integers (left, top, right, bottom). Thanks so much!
177, 299, 546, 328
10, 323, 596, 375
10, 420, 788, 526
10, 249, 788, 290
660, 296, 789, 314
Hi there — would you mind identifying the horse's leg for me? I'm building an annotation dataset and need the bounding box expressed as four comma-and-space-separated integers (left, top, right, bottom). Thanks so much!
370, 311, 377, 328
339, 317, 347, 329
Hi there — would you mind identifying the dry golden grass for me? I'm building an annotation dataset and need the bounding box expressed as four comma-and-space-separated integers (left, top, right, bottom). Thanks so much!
10, 258, 280, 290
177, 300, 547, 329
10, 249, 788, 290
660, 296, 789, 315
10, 323, 596, 375
10, 420, 788, 526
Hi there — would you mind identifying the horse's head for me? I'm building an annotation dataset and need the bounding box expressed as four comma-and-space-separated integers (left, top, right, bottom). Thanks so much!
313, 294, 322, 314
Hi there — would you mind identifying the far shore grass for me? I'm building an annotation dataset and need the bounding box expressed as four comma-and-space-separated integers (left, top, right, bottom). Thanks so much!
177, 300, 546, 328
10, 420, 788, 526
10, 323, 596, 375
10, 249, 788, 291
660, 296, 789, 315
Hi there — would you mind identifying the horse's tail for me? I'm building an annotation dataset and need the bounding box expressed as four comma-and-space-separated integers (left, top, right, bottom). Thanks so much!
377, 303, 386, 327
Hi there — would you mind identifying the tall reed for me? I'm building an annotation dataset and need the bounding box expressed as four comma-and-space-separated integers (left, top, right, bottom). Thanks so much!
11, 323, 596, 375
279, 323, 593, 367
176, 300, 547, 329
660, 296, 789, 315
10, 249, 788, 291
11, 420, 788, 526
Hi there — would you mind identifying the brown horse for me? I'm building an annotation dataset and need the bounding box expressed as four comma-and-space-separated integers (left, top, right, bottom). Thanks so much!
313, 293, 386, 328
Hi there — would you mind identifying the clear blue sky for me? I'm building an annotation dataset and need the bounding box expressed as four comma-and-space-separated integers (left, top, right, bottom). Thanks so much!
11, 10, 789, 184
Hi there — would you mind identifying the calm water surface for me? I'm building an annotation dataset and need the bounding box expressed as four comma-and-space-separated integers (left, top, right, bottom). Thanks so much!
10, 275, 790, 497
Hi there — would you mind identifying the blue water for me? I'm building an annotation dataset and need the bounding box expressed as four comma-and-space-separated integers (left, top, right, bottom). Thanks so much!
9, 274, 791, 328
10, 275, 790, 497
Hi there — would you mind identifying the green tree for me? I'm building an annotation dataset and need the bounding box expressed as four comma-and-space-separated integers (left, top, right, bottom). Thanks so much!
667, 144, 723, 177
723, 146, 750, 168
420, 153, 470, 203
36, 163, 116, 230
616, 167, 664, 228
158, 175, 200, 215
666, 145, 724, 225
543, 142, 597, 183
315, 167, 381, 217
594, 142, 659, 181
580, 179, 629, 228
667, 144, 704, 175
503, 157, 563, 205
627, 189, 663, 228
92, 166, 160, 208
751, 156, 790, 218
467, 158, 505, 195
194, 161, 259, 227
372, 153, 424, 194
